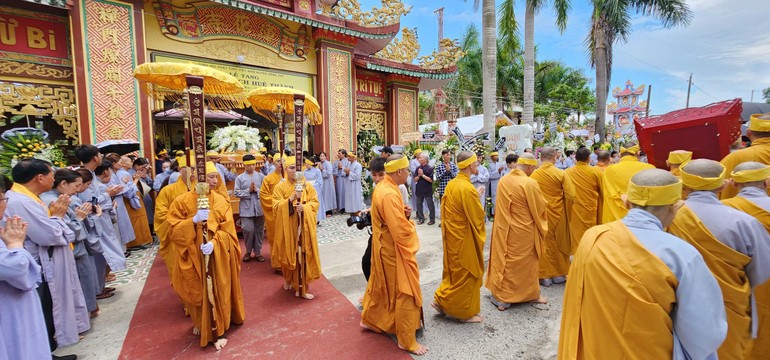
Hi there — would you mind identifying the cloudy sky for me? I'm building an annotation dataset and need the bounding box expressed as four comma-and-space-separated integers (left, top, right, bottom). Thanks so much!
361, 0, 770, 115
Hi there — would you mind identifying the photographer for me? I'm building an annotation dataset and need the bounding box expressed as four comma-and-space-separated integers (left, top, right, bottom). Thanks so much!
351, 158, 409, 281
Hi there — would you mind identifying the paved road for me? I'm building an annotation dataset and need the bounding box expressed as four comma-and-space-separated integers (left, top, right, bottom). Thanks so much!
56, 213, 563, 359
320, 215, 563, 360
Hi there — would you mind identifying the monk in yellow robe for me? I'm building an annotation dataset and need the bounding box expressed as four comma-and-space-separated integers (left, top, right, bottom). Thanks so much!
723, 162, 770, 360
668, 159, 770, 359
486, 153, 548, 309
722, 114, 770, 199
530, 147, 574, 285
361, 155, 427, 356
667, 150, 692, 179
432, 151, 486, 323
565, 147, 603, 253
166, 162, 245, 349
595, 150, 611, 171
601, 142, 655, 223
154, 156, 195, 279
560, 168, 727, 359
261, 155, 283, 269
271, 156, 321, 299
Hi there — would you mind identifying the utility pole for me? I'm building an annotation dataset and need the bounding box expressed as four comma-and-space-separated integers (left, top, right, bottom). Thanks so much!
434, 7, 444, 47
751, 90, 758, 102
645, 85, 652, 118
685, 73, 692, 108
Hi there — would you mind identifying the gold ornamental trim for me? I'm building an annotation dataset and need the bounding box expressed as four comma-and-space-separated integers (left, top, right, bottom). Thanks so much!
356, 100, 385, 110
320, 0, 411, 28
0, 60, 73, 80
418, 38, 464, 70
374, 28, 419, 64
0, 82, 79, 140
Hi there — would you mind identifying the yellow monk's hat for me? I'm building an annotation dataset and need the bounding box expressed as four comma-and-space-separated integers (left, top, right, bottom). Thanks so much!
205, 161, 218, 175
489, 151, 499, 157
254, 153, 265, 160
284, 157, 297, 167
667, 150, 692, 165
273, 153, 282, 161
175, 150, 184, 157
749, 114, 770, 132
304, 158, 314, 166
175, 155, 196, 168
457, 153, 478, 169
620, 144, 640, 155
627, 177, 682, 206
732, 164, 770, 183
206, 150, 219, 156
413, 149, 422, 155
681, 162, 726, 190
384, 156, 409, 173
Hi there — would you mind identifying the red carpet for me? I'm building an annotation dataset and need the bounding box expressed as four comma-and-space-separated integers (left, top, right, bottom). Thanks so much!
118, 243, 410, 359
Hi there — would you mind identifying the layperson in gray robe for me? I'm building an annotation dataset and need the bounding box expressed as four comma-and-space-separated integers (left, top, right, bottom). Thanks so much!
342, 154, 364, 214
6, 160, 89, 348
80, 167, 126, 272
304, 160, 325, 222
334, 150, 350, 212
487, 154, 507, 215
234, 155, 266, 262
319, 153, 336, 216
0, 209, 50, 359
107, 160, 136, 245
152, 160, 172, 192
262, 156, 276, 175
409, 153, 421, 216
470, 160, 490, 209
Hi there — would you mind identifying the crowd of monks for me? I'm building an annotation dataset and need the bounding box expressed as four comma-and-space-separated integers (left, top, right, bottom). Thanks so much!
6, 113, 770, 359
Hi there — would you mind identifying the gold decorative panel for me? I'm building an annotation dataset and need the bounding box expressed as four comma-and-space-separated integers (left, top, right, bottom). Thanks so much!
327, 48, 353, 152
0, 60, 73, 80
356, 100, 385, 111
397, 88, 416, 144
374, 28, 419, 64
0, 82, 78, 140
356, 110, 385, 141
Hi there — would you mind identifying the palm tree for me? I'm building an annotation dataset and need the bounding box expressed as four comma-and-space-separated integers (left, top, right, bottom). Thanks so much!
519, 0, 569, 131
481, 0, 497, 138
588, 0, 691, 142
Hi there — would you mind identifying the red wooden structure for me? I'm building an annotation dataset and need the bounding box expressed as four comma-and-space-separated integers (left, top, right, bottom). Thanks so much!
634, 99, 743, 169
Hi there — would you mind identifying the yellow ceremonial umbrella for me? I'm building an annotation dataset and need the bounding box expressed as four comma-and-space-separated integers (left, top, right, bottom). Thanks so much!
134, 62, 245, 107
246, 86, 322, 125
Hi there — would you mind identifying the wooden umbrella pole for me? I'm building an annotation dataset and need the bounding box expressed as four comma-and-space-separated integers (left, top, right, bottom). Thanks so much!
186, 75, 222, 348
293, 94, 307, 298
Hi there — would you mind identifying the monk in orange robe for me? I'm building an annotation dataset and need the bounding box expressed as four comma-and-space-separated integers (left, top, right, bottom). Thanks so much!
166, 162, 245, 349
721, 114, 770, 199
530, 147, 574, 285
432, 151, 486, 323
486, 153, 548, 310
154, 156, 195, 279
271, 157, 322, 299
560, 168, 727, 359
601, 142, 655, 223
595, 150, 611, 171
723, 161, 770, 360
361, 155, 427, 356
260, 155, 283, 269
668, 159, 770, 359
565, 147, 603, 253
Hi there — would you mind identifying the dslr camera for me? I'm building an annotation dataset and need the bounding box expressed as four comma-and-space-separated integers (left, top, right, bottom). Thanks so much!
346, 212, 372, 230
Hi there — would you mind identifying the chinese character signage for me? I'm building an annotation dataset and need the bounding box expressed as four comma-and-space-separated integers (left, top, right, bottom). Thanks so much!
82, 0, 139, 142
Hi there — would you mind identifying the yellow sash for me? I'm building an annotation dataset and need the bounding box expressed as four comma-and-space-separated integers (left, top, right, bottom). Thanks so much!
12, 183, 74, 250
722, 196, 770, 360
668, 205, 752, 359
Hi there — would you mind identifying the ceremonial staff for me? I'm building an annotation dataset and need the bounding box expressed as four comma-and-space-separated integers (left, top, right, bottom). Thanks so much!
185, 75, 221, 346
293, 94, 308, 298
